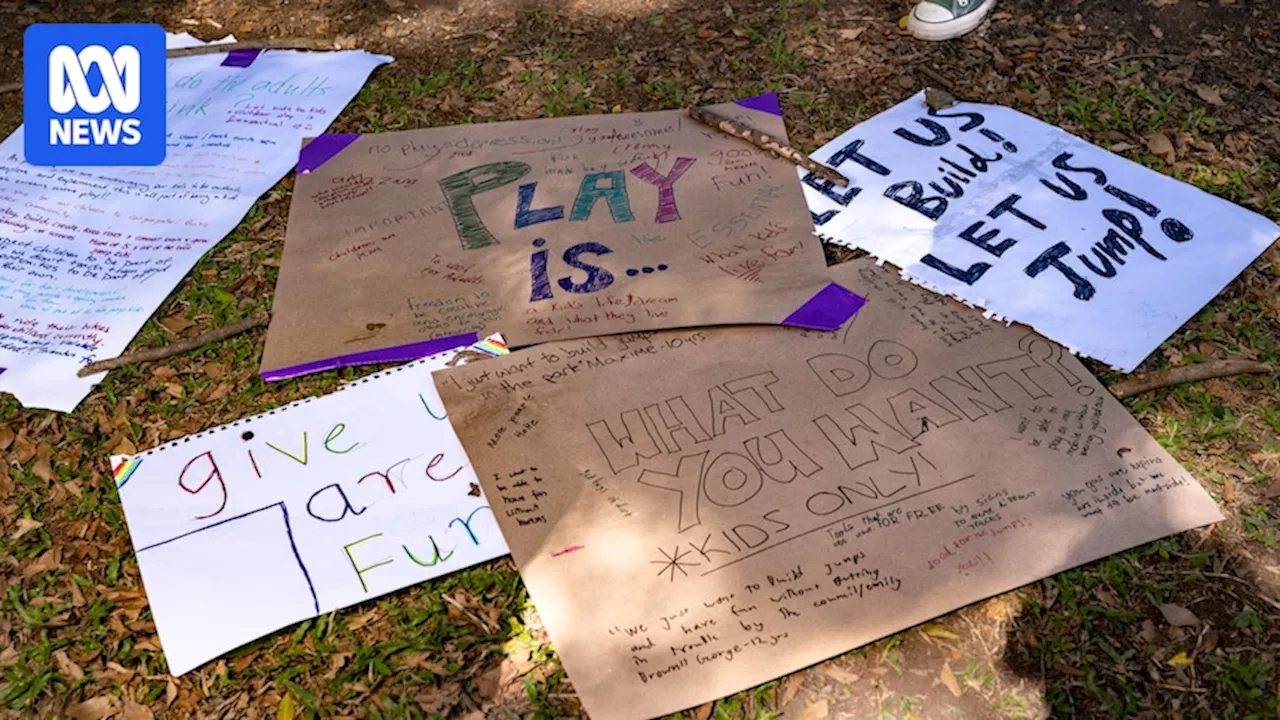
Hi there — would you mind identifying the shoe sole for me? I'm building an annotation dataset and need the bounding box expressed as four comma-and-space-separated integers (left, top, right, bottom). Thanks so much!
908, 0, 996, 41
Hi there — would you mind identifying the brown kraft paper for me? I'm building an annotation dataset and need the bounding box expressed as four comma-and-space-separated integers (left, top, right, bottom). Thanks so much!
433, 257, 1224, 720
262, 94, 858, 379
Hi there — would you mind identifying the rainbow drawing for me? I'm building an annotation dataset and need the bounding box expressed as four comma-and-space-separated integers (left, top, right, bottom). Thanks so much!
472, 336, 509, 357
113, 456, 142, 489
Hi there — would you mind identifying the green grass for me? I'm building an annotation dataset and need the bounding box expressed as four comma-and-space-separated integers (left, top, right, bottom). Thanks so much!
3, 3, 1280, 718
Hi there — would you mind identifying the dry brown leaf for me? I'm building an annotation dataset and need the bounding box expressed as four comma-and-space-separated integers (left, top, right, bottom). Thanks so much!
113, 437, 137, 456
399, 652, 446, 674
206, 383, 232, 402
0, 426, 14, 451
1195, 84, 1225, 105
98, 661, 135, 684
795, 699, 829, 720
119, 701, 153, 720
324, 651, 353, 680
67, 578, 86, 607
346, 609, 379, 631
1200, 630, 1220, 652
1149, 24, 1164, 39
133, 636, 161, 652
819, 664, 860, 685
165, 680, 178, 707
923, 623, 960, 641
11, 434, 36, 464
475, 662, 504, 701
983, 594, 1018, 620
165, 383, 185, 399
23, 549, 60, 578
54, 650, 86, 680
1146, 132, 1176, 163
151, 366, 177, 380
66, 695, 119, 720
415, 683, 462, 716
939, 660, 963, 697
31, 455, 55, 483
779, 672, 805, 706
692, 702, 714, 720
11, 517, 42, 539
838, 27, 865, 41
232, 652, 258, 674
1158, 602, 1201, 627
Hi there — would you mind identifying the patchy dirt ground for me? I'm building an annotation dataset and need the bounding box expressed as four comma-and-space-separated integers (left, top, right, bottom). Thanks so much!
0, 0, 1278, 718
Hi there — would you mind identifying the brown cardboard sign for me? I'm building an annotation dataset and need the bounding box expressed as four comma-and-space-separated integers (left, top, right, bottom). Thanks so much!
434, 258, 1223, 720
261, 94, 860, 380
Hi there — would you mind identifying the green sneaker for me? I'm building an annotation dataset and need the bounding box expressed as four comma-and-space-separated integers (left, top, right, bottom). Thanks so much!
907, 0, 996, 41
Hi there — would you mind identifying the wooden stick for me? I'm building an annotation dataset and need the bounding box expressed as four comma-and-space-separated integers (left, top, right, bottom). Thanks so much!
165, 38, 336, 58
2, 39, 338, 95
1109, 360, 1277, 399
687, 105, 849, 187
77, 313, 269, 377
917, 66, 957, 93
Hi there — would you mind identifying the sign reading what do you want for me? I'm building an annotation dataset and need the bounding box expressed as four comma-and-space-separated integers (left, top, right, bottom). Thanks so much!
260, 93, 862, 380
802, 92, 1279, 373
435, 259, 1223, 720
112, 338, 508, 676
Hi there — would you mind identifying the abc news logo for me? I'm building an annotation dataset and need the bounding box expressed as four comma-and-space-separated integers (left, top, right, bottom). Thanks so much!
24, 24, 165, 167
48, 44, 144, 146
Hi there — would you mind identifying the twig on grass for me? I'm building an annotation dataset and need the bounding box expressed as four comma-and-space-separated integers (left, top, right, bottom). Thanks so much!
687, 104, 849, 187
1109, 360, 1277, 399
916, 66, 957, 93
77, 313, 268, 377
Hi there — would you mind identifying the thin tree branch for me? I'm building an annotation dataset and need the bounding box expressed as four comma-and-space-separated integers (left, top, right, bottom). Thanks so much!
687, 105, 849, 187
1109, 360, 1277, 399
77, 313, 268, 377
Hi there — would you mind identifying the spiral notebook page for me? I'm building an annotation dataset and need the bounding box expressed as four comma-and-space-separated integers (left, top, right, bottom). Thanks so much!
110, 336, 510, 676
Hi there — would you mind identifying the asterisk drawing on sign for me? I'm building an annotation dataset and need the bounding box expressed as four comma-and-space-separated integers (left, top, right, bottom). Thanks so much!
651, 545, 699, 582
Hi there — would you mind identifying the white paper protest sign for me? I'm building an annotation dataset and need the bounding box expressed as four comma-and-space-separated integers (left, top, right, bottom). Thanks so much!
802, 92, 1279, 372
111, 337, 510, 676
0, 34, 392, 411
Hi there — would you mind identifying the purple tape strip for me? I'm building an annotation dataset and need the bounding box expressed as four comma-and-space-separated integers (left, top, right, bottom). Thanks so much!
734, 91, 782, 117
781, 283, 866, 331
297, 134, 361, 174
221, 49, 262, 67
260, 333, 479, 382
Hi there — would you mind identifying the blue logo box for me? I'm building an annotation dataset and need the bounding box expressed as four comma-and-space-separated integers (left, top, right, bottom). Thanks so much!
23, 24, 166, 167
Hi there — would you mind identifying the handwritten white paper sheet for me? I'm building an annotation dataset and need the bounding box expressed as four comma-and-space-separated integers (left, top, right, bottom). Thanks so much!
0, 34, 391, 411
802, 92, 1279, 372
111, 337, 509, 676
